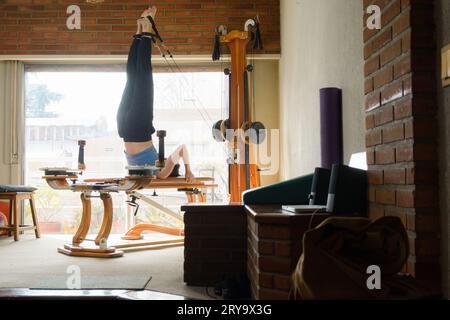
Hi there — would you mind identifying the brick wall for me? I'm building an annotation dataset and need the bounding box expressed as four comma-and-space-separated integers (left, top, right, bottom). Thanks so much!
0, 0, 280, 55
183, 204, 247, 287
247, 206, 330, 300
247, 215, 303, 299
363, 0, 440, 291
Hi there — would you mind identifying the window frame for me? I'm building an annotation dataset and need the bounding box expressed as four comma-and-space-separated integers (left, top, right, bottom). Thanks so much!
21, 60, 229, 234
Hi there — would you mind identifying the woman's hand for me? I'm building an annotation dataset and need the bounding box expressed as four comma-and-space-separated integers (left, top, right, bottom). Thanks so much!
185, 170, 196, 184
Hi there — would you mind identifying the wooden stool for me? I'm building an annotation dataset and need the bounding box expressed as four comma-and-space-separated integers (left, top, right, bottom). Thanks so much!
0, 187, 40, 241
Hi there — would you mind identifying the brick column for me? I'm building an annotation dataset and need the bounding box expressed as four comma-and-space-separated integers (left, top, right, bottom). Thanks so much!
363, 0, 440, 291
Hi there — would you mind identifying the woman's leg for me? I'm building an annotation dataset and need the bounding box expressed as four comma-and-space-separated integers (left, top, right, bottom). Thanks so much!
116, 36, 141, 139
117, 7, 157, 143
117, 40, 155, 142
121, 36, 155, 142
156, 145, 196, 183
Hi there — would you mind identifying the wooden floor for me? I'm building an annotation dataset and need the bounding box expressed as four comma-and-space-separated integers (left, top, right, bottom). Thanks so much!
0, 288, 186, 300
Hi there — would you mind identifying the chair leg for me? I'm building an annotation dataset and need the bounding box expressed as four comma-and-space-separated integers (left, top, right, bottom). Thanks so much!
13, 199, 19, 241
29, 195, 40, 239
7, 199, 13, 237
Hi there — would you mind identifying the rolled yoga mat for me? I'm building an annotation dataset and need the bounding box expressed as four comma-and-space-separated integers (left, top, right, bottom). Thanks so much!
320, 88, 343, 169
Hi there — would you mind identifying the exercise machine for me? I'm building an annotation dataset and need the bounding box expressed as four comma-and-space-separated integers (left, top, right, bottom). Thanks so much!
41, 133, 216, 258
211, 18, 267, 202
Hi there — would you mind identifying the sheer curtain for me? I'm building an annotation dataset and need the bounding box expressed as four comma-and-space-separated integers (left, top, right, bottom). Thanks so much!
0, 60, 25, 184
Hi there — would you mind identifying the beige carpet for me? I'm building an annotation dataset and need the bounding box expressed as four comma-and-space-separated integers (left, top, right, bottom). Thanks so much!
0, 235, 210, 300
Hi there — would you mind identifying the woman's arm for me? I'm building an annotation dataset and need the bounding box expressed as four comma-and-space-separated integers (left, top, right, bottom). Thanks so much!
156, 144, 195, 183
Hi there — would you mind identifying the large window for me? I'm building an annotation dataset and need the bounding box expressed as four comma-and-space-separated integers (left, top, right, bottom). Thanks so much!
24, 66, 228, 234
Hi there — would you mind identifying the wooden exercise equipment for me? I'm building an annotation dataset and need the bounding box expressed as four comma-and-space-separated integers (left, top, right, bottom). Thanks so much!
78, 140, 86, 171
57, 191, 122, 258
154, 130, 180, 176
143, 17, 264, 203
41, 136, 216, 258
42, 173, 216, 258
155, 130, 166, 168
120, 178, 213, 240
212, 18, 266, 203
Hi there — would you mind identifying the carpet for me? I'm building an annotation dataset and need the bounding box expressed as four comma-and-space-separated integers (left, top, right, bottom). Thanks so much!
0, 235, 211, 299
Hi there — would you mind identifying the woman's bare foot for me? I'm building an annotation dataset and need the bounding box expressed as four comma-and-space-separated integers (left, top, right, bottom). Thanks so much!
136, 6, 157, 39
140, 7, 152, 18
136, 8, 150, 35
141, 19, 153, 35
139, 6, 157, 20
147, 6, 157, 19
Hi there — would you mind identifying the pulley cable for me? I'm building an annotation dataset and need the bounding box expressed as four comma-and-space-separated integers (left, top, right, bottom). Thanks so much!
145, 15, 216, 128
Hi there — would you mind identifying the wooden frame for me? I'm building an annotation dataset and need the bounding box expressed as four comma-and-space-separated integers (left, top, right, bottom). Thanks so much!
42, 175, 216, 258
57, 191, 123, 258
220, 30, 261, 202
221, 31, 251, 203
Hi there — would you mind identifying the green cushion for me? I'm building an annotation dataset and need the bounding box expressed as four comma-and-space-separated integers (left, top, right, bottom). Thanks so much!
242, 174, 314, 205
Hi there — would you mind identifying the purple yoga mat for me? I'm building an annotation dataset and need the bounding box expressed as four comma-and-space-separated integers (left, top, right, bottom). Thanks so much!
320, 88, 343, 169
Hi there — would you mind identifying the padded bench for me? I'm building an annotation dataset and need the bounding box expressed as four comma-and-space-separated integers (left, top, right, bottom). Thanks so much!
0, 185, 40, 241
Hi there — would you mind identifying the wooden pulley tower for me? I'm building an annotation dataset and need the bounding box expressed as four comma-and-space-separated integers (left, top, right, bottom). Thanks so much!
212, 18, 265, 203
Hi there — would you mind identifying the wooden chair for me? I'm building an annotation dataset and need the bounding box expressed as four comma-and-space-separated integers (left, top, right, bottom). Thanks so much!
0, 185, 40, 241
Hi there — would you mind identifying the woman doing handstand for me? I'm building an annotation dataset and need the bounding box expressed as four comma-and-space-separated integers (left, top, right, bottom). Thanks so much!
116, 6, 195, 183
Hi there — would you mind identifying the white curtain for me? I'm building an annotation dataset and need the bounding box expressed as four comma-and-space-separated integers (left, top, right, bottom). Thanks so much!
0, 60, 25, 184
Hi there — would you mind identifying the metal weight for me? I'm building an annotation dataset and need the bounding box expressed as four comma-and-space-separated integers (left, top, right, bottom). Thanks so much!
242, 121, 266, 145
220, 119, 231, 142
212, 120, 225, 142
248, 121, 266, 145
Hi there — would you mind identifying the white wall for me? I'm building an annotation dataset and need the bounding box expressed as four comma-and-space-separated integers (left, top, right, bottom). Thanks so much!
279, 0, 365, 179
253, 60, 280, 185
